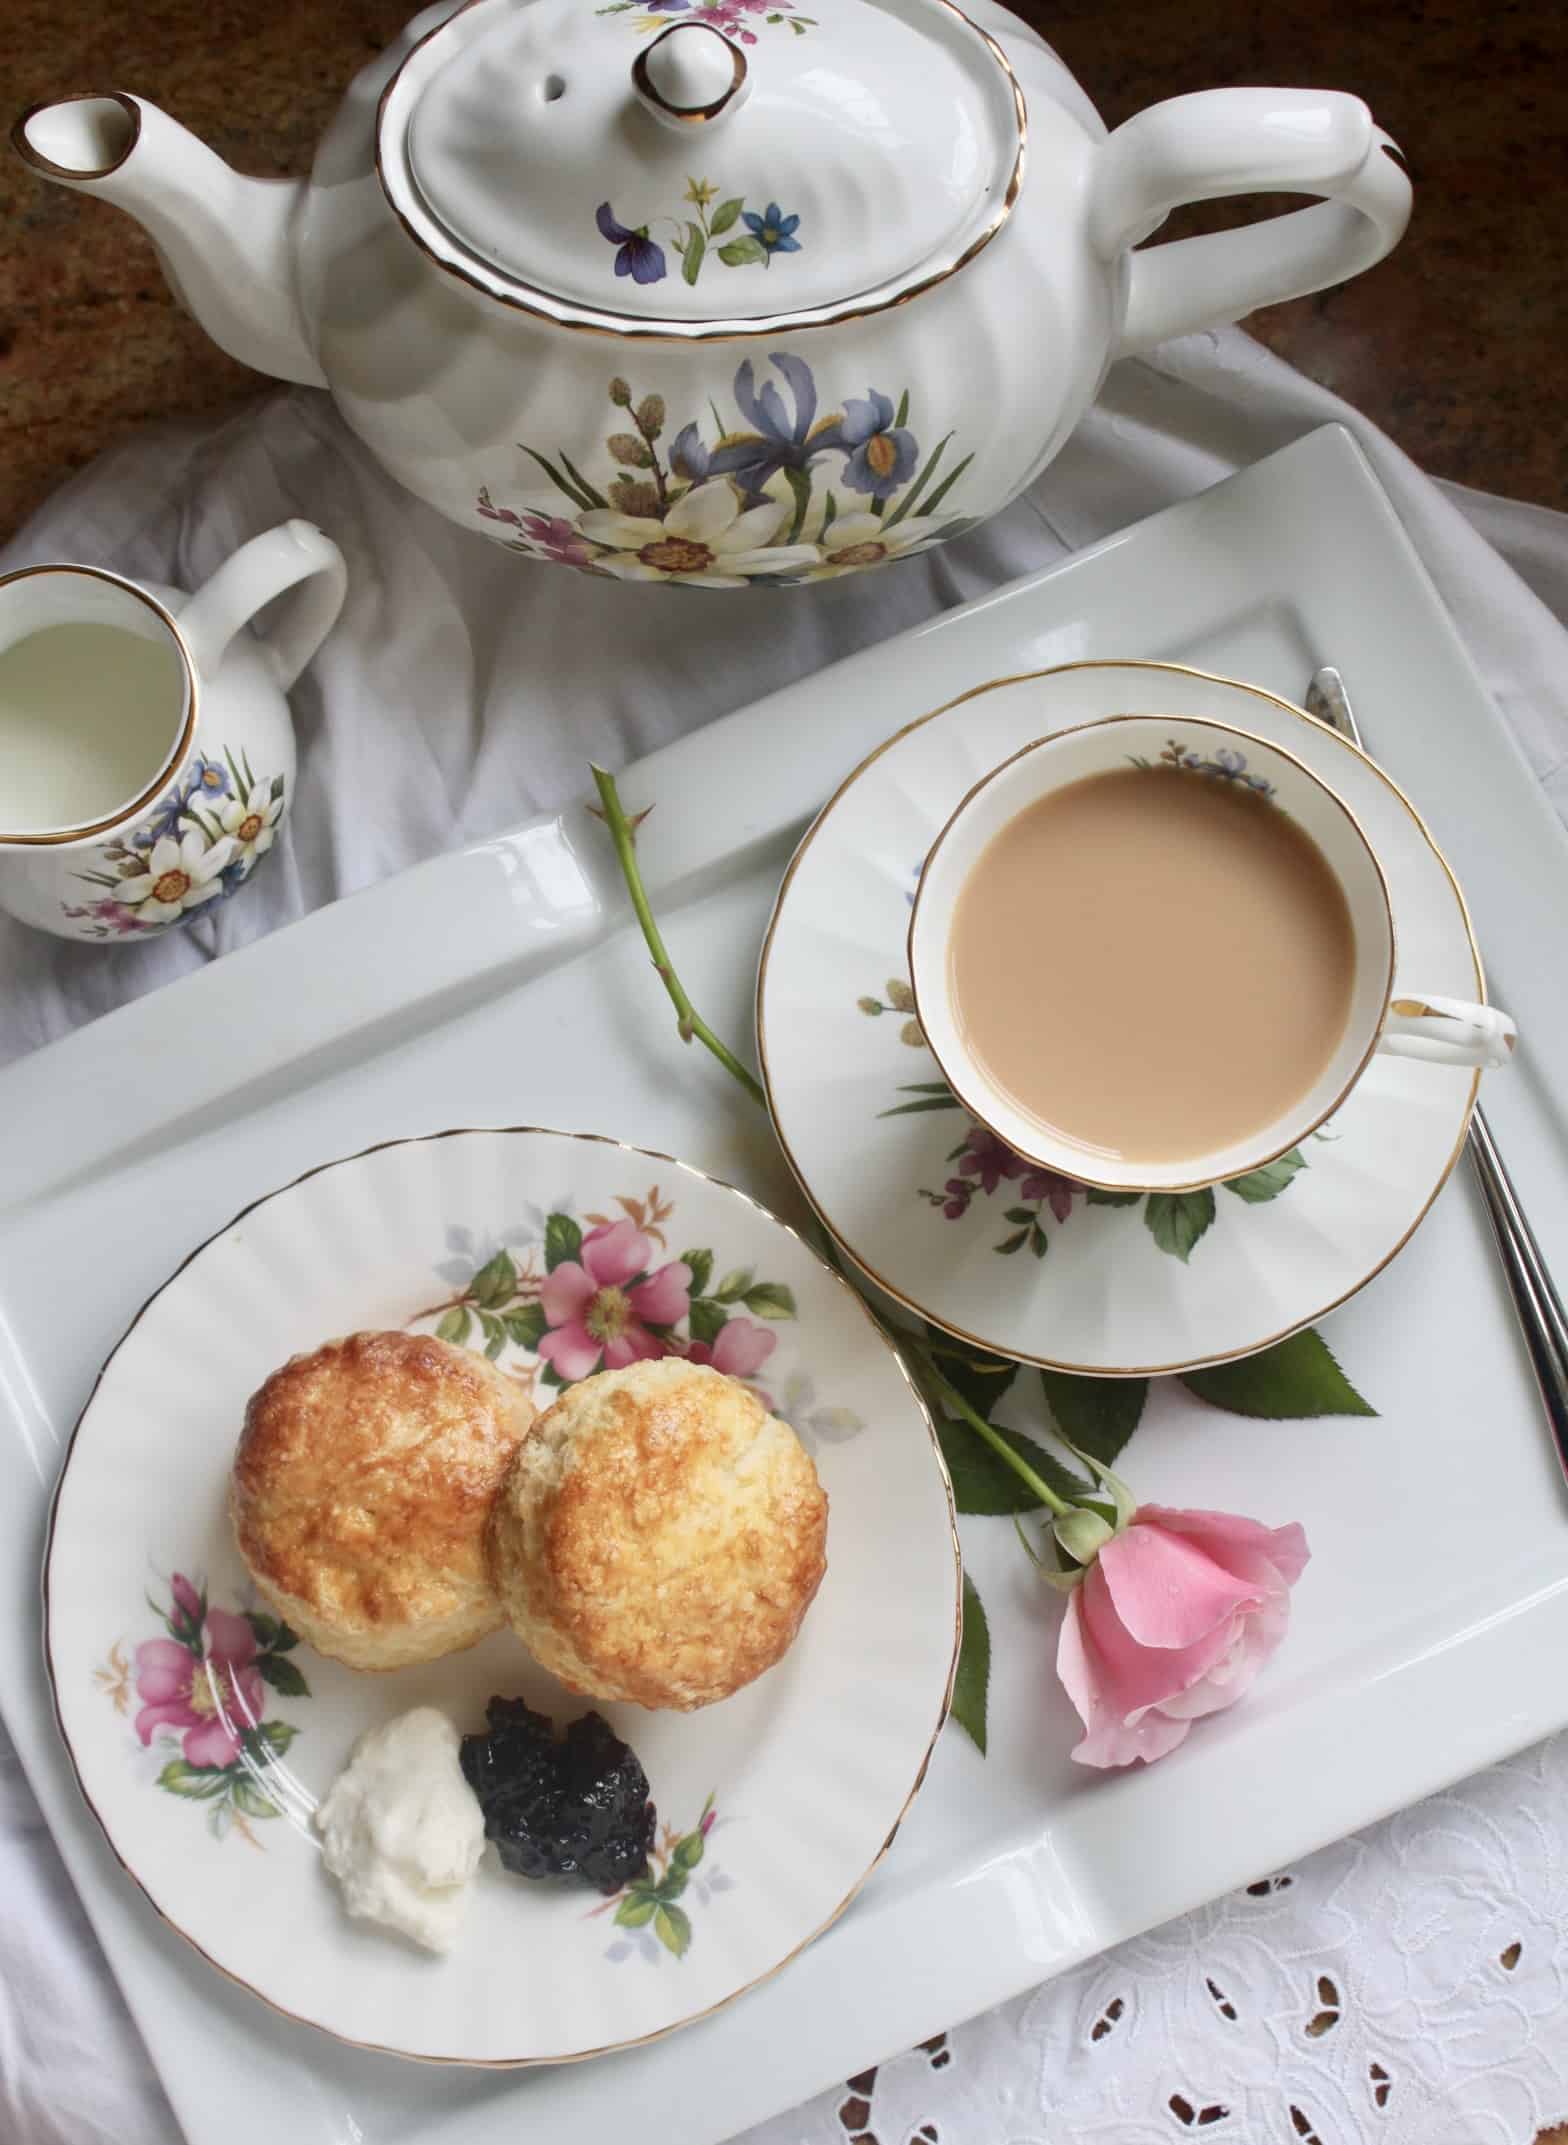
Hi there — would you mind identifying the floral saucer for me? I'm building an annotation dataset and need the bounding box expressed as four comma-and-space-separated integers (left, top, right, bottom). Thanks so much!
44, 1129, 958, 2064
756, 662, 1485, 1373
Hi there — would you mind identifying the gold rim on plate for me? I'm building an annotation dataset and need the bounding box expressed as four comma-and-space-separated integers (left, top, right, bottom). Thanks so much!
43, 1125, 962, 2067
755, 659, 1484, 1377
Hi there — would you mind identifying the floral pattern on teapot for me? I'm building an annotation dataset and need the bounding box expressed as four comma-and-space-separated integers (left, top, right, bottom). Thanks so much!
61, 747, 286, 938
596, 0, 818, 43
595, 178, 802, 290
476, 352, 975, 586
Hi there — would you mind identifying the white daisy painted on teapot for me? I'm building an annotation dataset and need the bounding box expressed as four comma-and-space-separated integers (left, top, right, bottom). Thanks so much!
0, 523, 345, 942
15, 0, 1410, 588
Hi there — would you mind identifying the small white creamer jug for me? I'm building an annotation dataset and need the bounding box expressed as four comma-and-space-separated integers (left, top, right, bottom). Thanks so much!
0, 519, 345, 940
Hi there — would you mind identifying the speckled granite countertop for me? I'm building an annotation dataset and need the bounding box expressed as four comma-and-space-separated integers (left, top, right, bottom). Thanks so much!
2, 0, 1564, 538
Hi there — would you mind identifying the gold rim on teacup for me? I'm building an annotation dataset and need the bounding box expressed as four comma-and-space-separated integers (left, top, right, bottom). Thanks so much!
906, 711, 1510, 1196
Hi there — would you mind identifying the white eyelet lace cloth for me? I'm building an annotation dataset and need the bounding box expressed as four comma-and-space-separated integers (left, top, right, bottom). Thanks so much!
3, 326, 1568, 2144
741, 1738, 1568, 2145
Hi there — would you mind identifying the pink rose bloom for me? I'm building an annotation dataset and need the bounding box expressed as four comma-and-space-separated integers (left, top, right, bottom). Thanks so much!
686, 1315, 777, 1379
537, 1220, 691, 1382
1058, 1506, 1309, 1768
135, 1596, 264, 1770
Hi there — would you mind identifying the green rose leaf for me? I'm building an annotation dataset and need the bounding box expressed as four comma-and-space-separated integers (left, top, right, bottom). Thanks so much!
1225, 1148, 1308, 1203
742, 1281, 796, 1321
688, 1297, 726, 1346
244, 1611, 282, 1650
681, 1248, 714, 1299
1085, 1186, 1143, 1208
715, 1267, 753, 1304
257, 1654, 309, 1697
937, 1419, 1090, 1516
1004, 1207, 1036, 1224
672, 1829, 705, 1871
1039, 1370, 1149, 1469
996, 1228, 1029, 1255
544, 1214, 583, 1272
709, 197, 744, 235
950, 1573, 990, 1755
272, 1619, 300, 1652
230, 1776, 283, 1821
656, 1864, 689, 1901
157, 1759, 231, 1800
1144, 1188, 1216, 1262
540, 1360, 567, 1390
478, 1309, 506, 1360
614, 1891, 659, 1928
921, 1322, 1018, 1418
505, 1303, 548, 1350
470, 1249, 518, 1307
681, 222, 706, 286
435, 1305, 471, 1345
717, 235, 766, 267
654, 1902, 692, 1958
1181, 1327, 1376, 1418
257, 1720, 299, 1757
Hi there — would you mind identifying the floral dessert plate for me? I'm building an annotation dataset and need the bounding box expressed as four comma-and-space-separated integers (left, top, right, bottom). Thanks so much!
43, 1127, 959, 2065
756, 661, 1486, 1373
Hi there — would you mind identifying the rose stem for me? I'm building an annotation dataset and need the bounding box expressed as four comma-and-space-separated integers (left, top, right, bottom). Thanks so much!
908, 1339, 1076, 1518
590, 764, 767, 1107
592, 766, 1082, 1510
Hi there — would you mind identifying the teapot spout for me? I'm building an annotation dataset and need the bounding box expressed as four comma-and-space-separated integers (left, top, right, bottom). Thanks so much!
13, 94, 325, 388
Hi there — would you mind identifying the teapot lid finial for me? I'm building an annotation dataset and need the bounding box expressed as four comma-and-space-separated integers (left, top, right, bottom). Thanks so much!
377, 0, 1025, 334
633, 21, 749, 129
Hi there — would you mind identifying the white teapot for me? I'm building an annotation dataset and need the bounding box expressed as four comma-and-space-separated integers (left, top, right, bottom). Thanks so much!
15, 0, 1409, 590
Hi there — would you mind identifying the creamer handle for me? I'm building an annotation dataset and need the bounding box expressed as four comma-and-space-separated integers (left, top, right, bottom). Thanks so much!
177, 520, 346, 690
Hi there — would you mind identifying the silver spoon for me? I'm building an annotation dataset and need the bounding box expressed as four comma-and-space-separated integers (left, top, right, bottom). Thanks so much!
1305, 665, 1568, 1485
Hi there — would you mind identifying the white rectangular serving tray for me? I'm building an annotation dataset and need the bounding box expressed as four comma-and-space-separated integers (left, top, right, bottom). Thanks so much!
4, 424, 1567, 2145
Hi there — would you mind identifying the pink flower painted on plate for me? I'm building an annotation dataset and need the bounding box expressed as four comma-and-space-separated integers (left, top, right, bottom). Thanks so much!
686, 1314, 777, 1379
134, 1587, 265, 1770
1019, 1168, 1077, 1223
537, 1219, 692, 1382
955, 1127, 1026, 1196
1057, 1507, 1310, 1769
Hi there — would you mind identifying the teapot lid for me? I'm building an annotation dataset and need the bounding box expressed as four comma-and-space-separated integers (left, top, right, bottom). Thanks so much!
376, 0, 1025, 334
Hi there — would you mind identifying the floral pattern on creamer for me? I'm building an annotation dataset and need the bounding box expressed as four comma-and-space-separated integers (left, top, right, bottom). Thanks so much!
476, 354, 975, 587
597, 0, 817, 43
862, 990, 1313, 1264
407, 1183, 863, 1448
95, 1574, 309, 1846
595, 179, 802, 290
61, 746, 285, 937
587, 1792, 733, 1962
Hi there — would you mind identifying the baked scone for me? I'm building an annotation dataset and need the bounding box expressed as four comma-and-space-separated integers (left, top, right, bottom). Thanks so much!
487, 1357, 828, 1711
230, 1330, 534, 1671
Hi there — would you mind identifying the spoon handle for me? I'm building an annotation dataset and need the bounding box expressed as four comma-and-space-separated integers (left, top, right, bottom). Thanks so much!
1305, 666, 1568, 1488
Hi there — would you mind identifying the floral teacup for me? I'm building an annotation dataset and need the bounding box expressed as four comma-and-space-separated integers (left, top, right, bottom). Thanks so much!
0, 520, 344, 940
908, 712, 1517, 1193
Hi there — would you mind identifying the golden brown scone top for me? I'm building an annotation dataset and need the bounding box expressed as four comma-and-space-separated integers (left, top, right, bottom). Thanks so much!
232, 1330, 533, 1637
490, 1358, 828, 1710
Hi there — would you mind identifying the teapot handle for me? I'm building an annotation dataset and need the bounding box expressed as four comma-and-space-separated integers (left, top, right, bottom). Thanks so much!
176, 520, 347, 691
1091, 89, 1412, 359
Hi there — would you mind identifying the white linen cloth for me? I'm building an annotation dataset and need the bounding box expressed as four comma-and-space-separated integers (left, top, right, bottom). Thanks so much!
2, 330, 1567, 2143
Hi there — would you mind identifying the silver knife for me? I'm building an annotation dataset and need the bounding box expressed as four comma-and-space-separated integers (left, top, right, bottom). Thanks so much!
1305, 665, 1568, 1487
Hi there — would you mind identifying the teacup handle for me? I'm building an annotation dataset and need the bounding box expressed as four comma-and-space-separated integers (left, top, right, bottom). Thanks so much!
1379, 993, 1517, 1070
176, 520, 347, 691
1092, 89, 1412, 358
